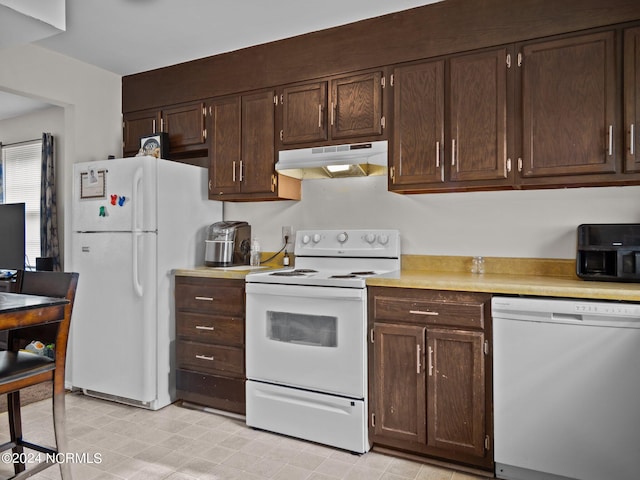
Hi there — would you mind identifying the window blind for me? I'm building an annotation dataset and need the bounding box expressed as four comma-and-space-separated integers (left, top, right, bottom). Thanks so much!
1, 140, 42, 267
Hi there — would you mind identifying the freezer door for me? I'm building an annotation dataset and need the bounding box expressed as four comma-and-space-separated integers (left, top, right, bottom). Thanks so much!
72, 157, 157, 232
69, 231, 158, 404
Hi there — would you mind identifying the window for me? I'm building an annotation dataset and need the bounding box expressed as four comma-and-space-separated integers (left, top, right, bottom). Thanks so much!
1, 140, 42, 267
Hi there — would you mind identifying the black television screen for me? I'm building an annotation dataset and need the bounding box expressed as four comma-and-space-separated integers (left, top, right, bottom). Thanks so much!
0, 202, 26, 271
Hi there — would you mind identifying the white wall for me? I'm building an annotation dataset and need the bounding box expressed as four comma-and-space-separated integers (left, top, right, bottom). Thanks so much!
0, 43, 122, 268
225, 176, 640, 259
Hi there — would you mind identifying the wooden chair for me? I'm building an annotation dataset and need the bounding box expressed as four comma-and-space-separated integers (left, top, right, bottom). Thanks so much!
0, 271, 79, 479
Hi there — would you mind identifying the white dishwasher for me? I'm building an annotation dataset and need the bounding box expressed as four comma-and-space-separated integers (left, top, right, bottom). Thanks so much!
492, 296, 640, 480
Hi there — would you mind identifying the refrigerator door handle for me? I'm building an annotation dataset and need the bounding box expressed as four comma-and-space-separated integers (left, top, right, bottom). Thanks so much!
132, 232, 143, 297
132, 167, 143, 231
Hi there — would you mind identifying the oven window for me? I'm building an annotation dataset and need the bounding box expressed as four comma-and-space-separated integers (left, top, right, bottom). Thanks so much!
266, 311, 337, 347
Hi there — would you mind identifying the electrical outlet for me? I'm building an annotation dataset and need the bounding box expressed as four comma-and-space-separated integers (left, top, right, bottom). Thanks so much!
282, 226, 293, 244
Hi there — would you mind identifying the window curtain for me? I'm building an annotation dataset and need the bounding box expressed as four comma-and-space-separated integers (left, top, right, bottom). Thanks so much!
40, 133, 60, 271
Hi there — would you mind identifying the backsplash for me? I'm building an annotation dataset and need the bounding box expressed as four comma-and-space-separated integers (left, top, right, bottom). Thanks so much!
224, 176, 640, 260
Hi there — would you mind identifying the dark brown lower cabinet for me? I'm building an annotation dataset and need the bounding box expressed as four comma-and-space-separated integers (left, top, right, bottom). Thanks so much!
368, 287, 493, 472
175, 276, 246, 414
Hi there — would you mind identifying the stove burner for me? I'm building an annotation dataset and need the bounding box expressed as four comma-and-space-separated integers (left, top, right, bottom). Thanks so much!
270, 269, 318, 277
350, 271, 377, 276
330, 274, 357, 279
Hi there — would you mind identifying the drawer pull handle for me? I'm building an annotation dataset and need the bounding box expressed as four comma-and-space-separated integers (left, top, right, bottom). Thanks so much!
195, 354, 214, 361
195, 325, 214, 331
409, 309, 439, 316
194, 296, 214, 301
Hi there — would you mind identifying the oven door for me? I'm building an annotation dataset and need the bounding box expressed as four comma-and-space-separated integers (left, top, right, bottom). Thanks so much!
245, 282, 366, 398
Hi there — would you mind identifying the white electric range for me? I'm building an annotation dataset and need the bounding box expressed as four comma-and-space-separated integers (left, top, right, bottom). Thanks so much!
244, 229, 401, 453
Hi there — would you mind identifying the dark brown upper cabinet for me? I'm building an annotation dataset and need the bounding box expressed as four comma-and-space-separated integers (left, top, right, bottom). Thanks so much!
122, 101, 207, 158
517, 31, 617, 183
449, 48, 510, 184
208, 91, 301, 201
278, 70, 386, 148
331, 71, 384, 139
390, 47, 511, 193
280, 82, 328, 145
625, 26, 640, 173
122, 109, 161, 156
390, 60, 446, 188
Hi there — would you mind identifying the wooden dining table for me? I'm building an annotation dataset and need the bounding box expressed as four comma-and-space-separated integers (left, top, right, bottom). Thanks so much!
0, 292, 68, 331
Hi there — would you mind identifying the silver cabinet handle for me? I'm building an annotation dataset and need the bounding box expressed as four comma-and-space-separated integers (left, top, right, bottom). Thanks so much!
195, 296, 213, 301
416, 344, 422, 374
152, 119, 156, 133
608, 125, 613, 156
239, 160, 244, 182
409, 309, 439, 316
451, 139, 456, 166
330, 102, 335, 126
436, 141, 440, 168
631, 124, 635, 155
427, 346, 434, 376
318, 104, 323, 128
195, 325, 214, 331
195, 354, 214, 361
232, 160, 236, 182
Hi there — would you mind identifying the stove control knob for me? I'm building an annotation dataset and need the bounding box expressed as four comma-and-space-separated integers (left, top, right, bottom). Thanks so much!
301, 234, 311, 244
312, 233, 321, 243
365, 233, 376, 244
337, 232, 349, 243
377, 234, 389, 245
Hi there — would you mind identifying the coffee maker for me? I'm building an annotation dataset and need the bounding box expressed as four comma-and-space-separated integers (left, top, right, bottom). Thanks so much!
204, 221, 251, 267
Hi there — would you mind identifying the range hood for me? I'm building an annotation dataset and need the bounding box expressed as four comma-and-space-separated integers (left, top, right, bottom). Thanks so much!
276, 140, 388, 179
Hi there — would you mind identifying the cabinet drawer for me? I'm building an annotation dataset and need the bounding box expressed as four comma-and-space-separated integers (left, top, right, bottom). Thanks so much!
176, 312, 243, 346
372, 294, 486, 329
175, 278, 244, 316
176, 368, 245, 414
177, 340, 244, 376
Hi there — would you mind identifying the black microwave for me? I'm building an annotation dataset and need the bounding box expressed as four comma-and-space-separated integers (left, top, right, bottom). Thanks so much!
577, 224, 640, 282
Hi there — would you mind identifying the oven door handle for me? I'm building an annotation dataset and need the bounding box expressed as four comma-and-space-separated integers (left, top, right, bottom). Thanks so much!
246, 283, 366, 301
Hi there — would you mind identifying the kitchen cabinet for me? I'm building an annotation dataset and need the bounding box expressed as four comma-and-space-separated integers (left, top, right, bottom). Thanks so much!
175, 276, 246, 414
278, 70, 386, 148
390, 48, 511, 192
280, 82, 328, 145
368, 287, 493, 472
208, 90, 301, 201
625, 26, 640, 173
122, 109, 161, 156
122, 101, 207, 158
517, 31, 617, 184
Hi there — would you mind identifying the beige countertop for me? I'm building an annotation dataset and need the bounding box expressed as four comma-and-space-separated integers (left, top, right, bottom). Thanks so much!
174, 255, 640, 302
369, 255, 640, 302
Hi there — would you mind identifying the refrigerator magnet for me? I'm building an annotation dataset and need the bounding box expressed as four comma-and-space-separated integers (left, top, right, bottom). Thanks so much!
80, 169, 106, 199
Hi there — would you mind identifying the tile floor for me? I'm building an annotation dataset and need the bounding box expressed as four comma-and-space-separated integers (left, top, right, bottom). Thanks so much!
0, 392, 493, 480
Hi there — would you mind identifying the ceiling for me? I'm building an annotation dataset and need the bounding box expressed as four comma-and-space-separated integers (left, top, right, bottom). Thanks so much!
0, 0, 440, 121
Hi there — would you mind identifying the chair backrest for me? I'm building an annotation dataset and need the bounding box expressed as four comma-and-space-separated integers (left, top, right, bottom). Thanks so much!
11, 271, 79, 353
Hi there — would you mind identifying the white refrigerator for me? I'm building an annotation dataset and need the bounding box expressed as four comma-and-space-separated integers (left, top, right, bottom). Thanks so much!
69, 156, 222, 410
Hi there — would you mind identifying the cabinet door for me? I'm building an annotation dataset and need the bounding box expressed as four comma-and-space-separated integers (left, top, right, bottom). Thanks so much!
427, 328, 486, 458
449, 48, 510, 182
373, 323, 426, 444
241, 90, 276, 194
331, 72, 383, 139
123, 109, 161, 156
209, 96, 241, 197
281, 82, 328, 144
163, 101, 206, 150
520, 31, 617, 178
624, 26, 640, 173
391, 60, 445, 188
